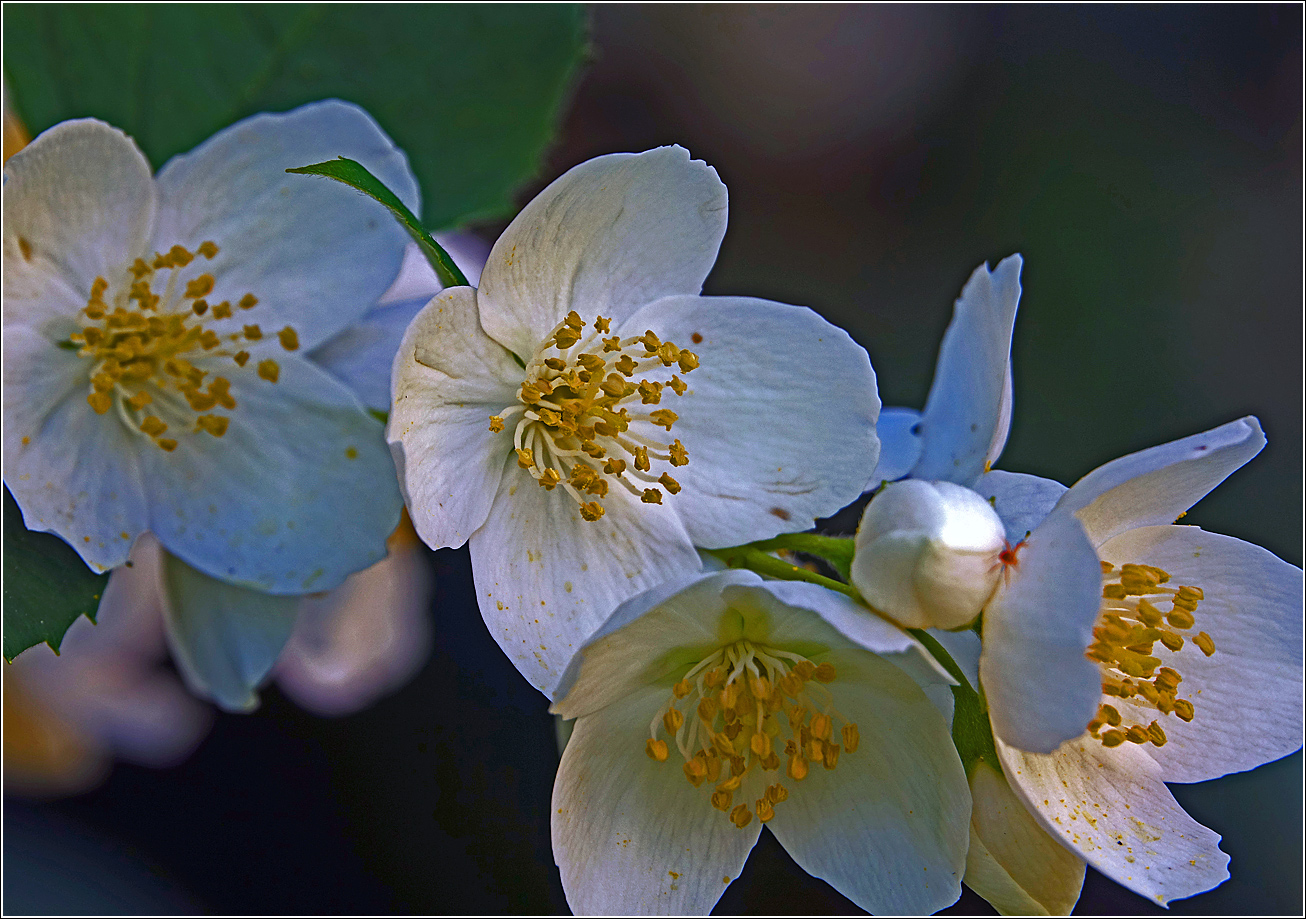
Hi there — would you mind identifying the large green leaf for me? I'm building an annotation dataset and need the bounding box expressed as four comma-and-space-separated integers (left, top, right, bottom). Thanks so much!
3, 4, 587, 228
2, 486, 110, 662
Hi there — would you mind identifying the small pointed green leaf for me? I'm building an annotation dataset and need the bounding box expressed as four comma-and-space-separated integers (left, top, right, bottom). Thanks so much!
288, 157, 468, 289
2, 486, 110, 662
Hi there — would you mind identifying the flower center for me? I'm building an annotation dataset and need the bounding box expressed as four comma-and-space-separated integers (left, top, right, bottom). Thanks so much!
71, 242, 299, 452
1085, 561, 1214, 748
488, 310, 698, 521
643, 638, 860, 829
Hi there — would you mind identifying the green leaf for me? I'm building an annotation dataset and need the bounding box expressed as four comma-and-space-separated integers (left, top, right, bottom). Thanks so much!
288, 157, 468, 288
2, 486, 110, 662
4, 4, 587, 228
704, 544, 862, 601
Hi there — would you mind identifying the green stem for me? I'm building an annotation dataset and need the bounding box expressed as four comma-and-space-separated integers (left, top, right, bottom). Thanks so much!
704, 545, 861, 601
747, 533, 855, 579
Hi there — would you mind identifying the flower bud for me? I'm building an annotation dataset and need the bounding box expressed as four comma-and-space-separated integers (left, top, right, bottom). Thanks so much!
850, 479, 1006, 629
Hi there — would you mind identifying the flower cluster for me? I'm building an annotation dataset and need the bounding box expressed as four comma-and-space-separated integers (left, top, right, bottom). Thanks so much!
3, 103, 1298, 916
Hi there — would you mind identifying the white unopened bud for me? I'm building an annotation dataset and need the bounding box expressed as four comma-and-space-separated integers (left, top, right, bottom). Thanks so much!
850, 479, 1006, 629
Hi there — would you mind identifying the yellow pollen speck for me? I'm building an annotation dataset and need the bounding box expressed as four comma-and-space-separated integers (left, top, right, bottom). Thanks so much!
184, 274, 215, 299
196, 414, 229, 437
345, 446, 358, 459
21, 436, 31, 445
278, 326, 299, 351
257, 359, 280, 383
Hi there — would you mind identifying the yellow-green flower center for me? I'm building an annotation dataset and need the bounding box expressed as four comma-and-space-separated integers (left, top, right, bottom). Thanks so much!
1086, 561, 1214, 748
71, 242, 298, 452
644, 638, 860, 829
488, 310, 698, 521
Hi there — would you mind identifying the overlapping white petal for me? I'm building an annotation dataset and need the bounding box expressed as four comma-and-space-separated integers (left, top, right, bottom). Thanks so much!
389, 287, 522, 549
2, 119, 156, 331
623, 294, 880, 548
1098, 525, 1303, 783
552, 684, 763, 914
911, 255, 1021, 485
152, 100, 415, 349
962, 761, 1085, 916
472, 463, 701, 696
142, 357, 398, 594
766, 648, 970, 915
996, 735, 1230, 906
980, 510, 1104, 753
477, 146, 727, 359
1055, 416, 1265, 547
160, 549, 301, 713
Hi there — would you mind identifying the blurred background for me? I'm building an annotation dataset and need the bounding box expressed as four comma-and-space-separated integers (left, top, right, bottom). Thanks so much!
5, 5, 1301, 914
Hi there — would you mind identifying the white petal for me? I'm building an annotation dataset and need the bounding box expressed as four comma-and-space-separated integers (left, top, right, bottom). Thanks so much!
477, 146, 727, 359
1054, 417, 1265, 548
981, 511, 1103, 753
551, 569, 761, 721
996, 735, 1229, 906
912, 255, 1022, 486
2, 325, 149, 572
552, 683, 761, 914
973, 469, 1068, 544
749, 580, 954, 684
768, 648, 970, 914
470, 462, 702, 698
3, 119, 156, 334
964, 760, 1085, 916
159, 549, 301, 712
315, 235, 491, 411
622, 294, 880, 548
142, 355, 401, 593
153, 100, 415, 350
275, 527, 434, 716
388, 287, 522, 549
867, 407, 922, 486
1099, 525, 1303, 783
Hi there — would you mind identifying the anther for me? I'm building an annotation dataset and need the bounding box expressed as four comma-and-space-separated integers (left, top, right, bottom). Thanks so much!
257, 359, 280, 383
646, 739, 669, 762
278, 327, 299, 351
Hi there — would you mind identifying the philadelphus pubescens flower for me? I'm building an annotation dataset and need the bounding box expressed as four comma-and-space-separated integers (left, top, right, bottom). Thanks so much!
979, 416, 1304, 906
548, 569, 970, 914
2, 101, 411, 594
390, 146, 880, 697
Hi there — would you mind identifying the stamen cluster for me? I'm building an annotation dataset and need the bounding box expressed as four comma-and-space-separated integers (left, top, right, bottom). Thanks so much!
489, 311, 698, 521
1086, 561, 1214, 748
71, 242, 299, 451
644, 639, 860, 829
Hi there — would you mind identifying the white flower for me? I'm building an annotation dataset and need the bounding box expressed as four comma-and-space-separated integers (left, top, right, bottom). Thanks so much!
390, 146, 881, 697
549, 570, 970, 914
2, 100, 412, 594
976, 417, 1303, 905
